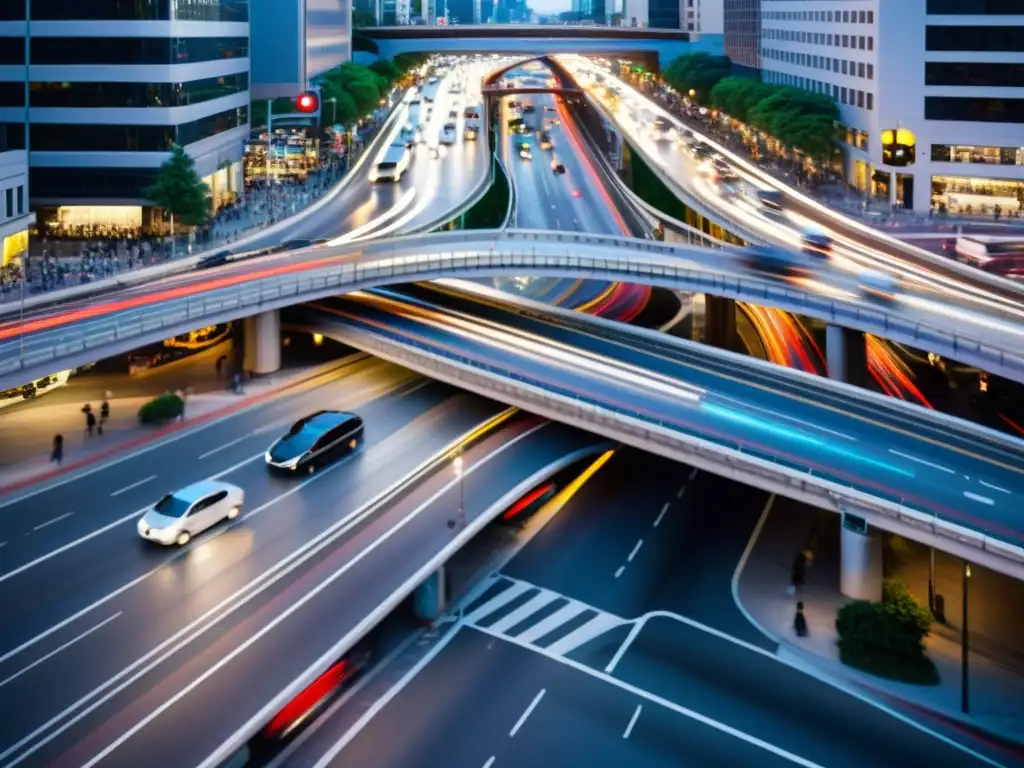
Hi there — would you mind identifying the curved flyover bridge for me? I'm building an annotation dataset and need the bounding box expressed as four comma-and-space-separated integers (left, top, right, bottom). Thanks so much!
1, 229, 1022, 390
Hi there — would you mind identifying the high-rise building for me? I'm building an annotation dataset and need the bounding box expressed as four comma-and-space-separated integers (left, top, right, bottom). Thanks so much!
697, 0, 724, 33
0, 4, 33, 268
759, 0, 1023, 214
724, 0, 761, 72
648, 0, 681, 29
444, 0, 479, 25
1, 0, 251, 235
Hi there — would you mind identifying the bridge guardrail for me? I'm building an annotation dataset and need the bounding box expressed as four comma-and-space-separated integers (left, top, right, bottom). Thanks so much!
324, 321, 1024, 579
3, 230, 1023, 384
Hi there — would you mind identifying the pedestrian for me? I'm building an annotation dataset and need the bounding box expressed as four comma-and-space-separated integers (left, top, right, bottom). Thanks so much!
794, 602, 808, 637
51, 434, 64, 466
100, 398, 110, 424
85, 409, 97, 437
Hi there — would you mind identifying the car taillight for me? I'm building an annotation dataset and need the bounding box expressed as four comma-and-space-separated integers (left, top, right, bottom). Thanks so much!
262, 660, 350, 740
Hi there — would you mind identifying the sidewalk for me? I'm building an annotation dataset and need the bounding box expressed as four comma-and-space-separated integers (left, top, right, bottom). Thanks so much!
0, 358, 345, 495
736, 497, 1024, 751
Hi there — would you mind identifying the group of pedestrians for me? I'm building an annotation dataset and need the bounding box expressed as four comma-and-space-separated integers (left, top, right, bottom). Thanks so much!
50, 396, 111, 467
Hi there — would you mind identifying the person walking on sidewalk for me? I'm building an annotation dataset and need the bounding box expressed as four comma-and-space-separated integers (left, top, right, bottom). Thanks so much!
51, 434, 64, 466
789, 550, 808, 597
100, 397, 110, 427
794, 602, 808, 637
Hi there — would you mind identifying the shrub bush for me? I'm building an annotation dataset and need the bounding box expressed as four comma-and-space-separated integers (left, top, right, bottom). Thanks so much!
138, 393, 184, 424
835, 579, 938, 685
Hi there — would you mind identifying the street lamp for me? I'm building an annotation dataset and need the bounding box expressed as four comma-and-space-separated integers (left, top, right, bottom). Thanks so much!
962, 561, 971, 714
453, 454, 465, 529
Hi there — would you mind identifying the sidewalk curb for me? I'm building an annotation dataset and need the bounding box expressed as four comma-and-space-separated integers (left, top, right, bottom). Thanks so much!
731, 502, 1024, 757
0, 354, 369, 497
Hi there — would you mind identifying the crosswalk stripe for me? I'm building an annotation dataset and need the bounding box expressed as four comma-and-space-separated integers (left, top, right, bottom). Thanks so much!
544, 612, 625, 656
462, 580, 533, 625
487, 591, 563, 635
514, 601, 591, 644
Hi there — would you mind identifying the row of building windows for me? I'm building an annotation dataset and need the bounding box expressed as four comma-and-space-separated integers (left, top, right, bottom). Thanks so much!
0, 37, 249, 67
763, 27, 874, 52
927, 0, 1024, 14
0, 74, 249, 109
762, 49, 874, 81
925, 97, 1024, 124
926, 26, 1024, 52
30, 167, 160, 199
931, 144, 1024, 166
29, 106, 247, 152
763, 8, 874, 25
0, 0, 248, 22
924, 62, 1024, 88
763, 70, 874, 112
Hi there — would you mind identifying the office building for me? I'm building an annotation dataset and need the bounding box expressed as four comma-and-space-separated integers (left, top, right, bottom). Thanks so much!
251, 0, 352, 97
0, 8, 32, 267
759, 0, 1023, 214
0, 0, 251, 235
698, 0, 724, 33
444, 0, 479, 24
724, 0, 761, 72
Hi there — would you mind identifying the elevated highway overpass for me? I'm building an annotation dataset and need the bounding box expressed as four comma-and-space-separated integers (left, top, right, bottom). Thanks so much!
2, 229, 1022, 391
361, 25, 716, 68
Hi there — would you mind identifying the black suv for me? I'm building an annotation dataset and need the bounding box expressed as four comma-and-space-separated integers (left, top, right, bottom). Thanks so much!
265, 411, 364, 474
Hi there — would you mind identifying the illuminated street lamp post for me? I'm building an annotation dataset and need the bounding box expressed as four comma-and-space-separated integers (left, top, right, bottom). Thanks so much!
453, 454, 465, 529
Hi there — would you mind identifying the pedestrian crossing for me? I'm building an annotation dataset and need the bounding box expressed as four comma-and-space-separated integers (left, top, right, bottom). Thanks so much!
462, 575, 628, 657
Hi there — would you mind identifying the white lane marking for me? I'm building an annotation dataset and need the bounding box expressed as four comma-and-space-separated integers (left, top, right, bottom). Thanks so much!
614, 566, 625, 579
963, 491, 994, 506
545, 613, 625, 657
488, 592, 562, 636
474, 626, 824, 767
0, 449, 261, 589
509, 689, 546, 737
0, 613, 121, 689
730, 495, 778, 648
515, 602, 590, 646
110, 475, 157, 498
688, 468, 698, 481
482, 758, 496, 768
887, 449, 954, 474
198, 435, 252, 459
623, 704, 642, 739
653, 502, 669, 528
463, 581, 535, 625
59, 423, 547, 768
979, 480, 1011, 495
676, 485, 686, 499
32, 512, 74, 532
714, 395, 855, 441
627, 539, 643, 563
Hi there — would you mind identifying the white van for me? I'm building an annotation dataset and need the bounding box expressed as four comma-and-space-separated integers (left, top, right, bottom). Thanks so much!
370, 144, 411, 183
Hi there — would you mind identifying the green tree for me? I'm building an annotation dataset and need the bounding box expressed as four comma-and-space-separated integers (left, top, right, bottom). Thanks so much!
709, 76, 773, 122
747, 86, 838, 159
143, 145, 210, 235
663, 53, 732, 103
321, 62, 387, 115
320, 87, 360, 127
369, 58, 401, 83
352, 9, 377, 26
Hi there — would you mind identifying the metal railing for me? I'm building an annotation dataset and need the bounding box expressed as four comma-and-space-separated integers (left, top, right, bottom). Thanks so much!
3, 229, 1023, 385
323, 321, 1024, 579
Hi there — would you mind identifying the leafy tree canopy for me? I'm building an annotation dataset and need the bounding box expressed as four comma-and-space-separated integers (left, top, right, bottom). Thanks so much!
143, 145, 210, 228
663, 53, 732, 101
353, 9, 377, 27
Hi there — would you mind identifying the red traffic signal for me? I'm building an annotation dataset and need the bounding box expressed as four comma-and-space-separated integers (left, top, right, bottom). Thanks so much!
295, 92, 319, 113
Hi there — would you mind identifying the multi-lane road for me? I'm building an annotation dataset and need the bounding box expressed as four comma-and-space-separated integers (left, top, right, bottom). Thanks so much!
307, 282, 1024, 548
279, 451, 1005, 768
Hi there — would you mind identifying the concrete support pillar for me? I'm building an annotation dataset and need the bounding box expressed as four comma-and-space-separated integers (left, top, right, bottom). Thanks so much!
889, 169, 898, 208
243, 310, 281, 376
414, 567, 447, 622
840, 516, 883, 601
826, 324, 867, 388
705, 294, 739, 351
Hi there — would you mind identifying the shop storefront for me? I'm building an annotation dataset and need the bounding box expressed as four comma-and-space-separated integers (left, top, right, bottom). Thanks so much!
931, 175, 1024, 216
2, 228, 28, 267
244, 130, 320, 184
201, 160, 243, 212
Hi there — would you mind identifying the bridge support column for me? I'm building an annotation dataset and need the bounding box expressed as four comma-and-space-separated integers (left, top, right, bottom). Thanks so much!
826, 325, 867, 388
704, 295, 739, 351
243, 310, 281, 376
840, 515, 883, 602
414, 567, 447, 623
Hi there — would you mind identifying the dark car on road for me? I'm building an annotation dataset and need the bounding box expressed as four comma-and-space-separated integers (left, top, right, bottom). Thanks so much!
265, 410, 364, 474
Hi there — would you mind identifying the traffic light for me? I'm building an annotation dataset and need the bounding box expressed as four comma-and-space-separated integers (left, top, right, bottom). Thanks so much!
295, 92, 319, 114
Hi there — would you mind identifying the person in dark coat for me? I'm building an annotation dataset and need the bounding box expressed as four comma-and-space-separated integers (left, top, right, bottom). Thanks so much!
85, 410, 97, 436
790, 550, 808, 596
51, 434, 64, 466
794, 602, 808, 637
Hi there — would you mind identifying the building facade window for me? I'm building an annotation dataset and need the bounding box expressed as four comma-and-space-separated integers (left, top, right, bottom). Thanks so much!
30, 0, 248, 21
0, 124, 26, 151
931, 144, 1024, 166
30, 167, 160, 199
31, 36, 249, 66
925, 62, 1024, 88
927, 0, 1024, 13
925, 97, 1024, 123
28, 74, 249, 108
926, 25, 1024, 52
0, 37, 25, 65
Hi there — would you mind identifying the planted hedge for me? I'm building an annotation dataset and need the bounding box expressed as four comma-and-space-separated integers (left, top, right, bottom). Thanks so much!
138, 393, 185, 425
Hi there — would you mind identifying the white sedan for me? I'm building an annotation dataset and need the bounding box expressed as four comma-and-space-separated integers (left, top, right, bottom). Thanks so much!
137, 480, 244, 546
